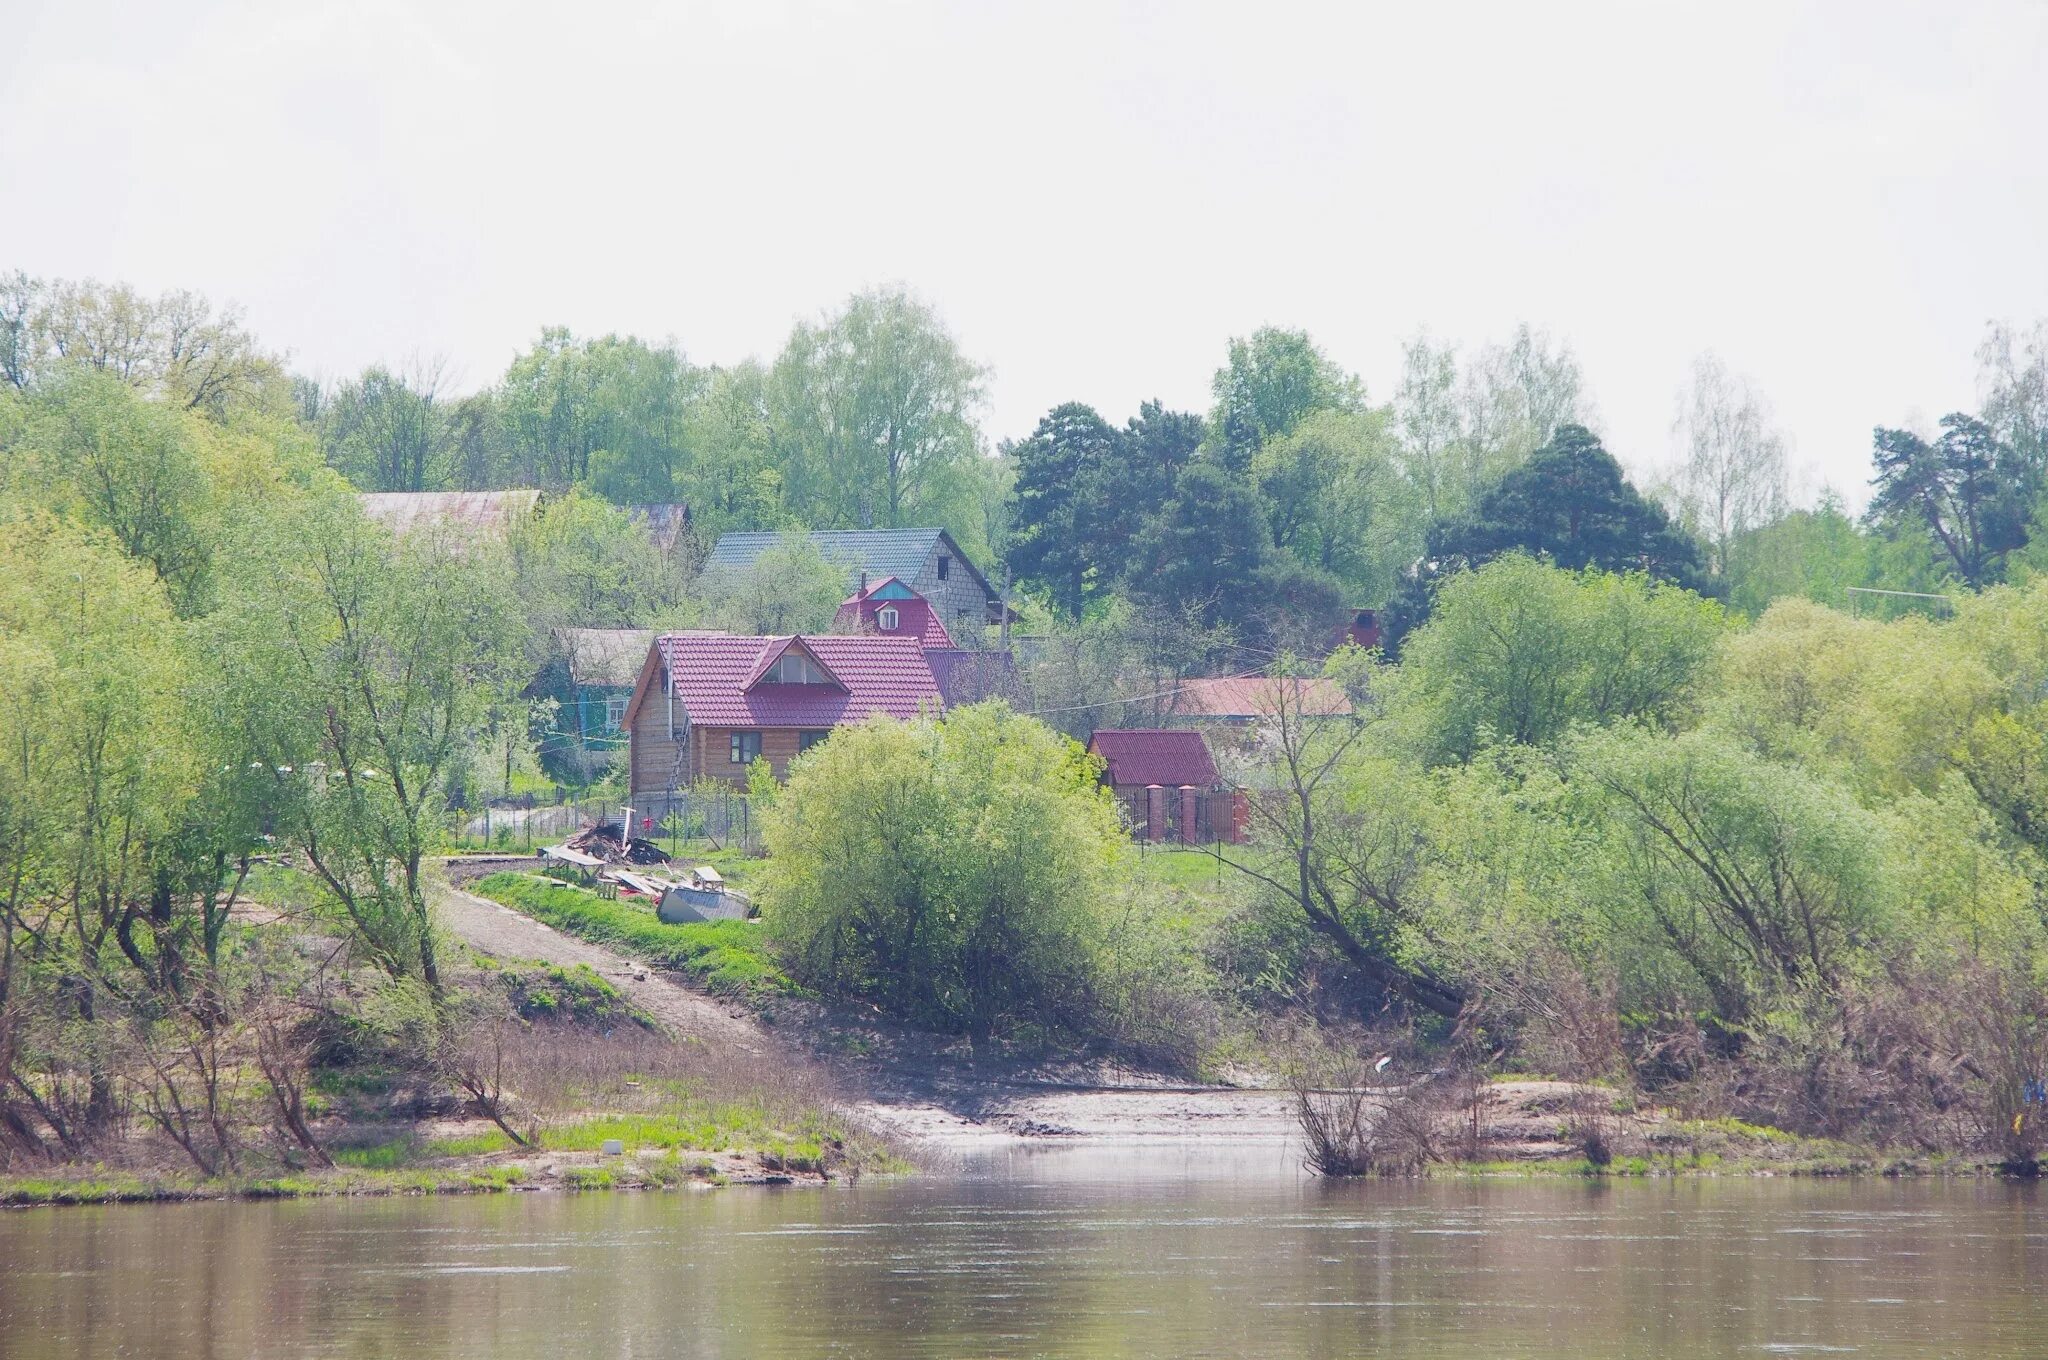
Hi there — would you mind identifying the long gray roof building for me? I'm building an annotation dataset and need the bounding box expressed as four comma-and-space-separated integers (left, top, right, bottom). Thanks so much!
704, 528, 1004, 628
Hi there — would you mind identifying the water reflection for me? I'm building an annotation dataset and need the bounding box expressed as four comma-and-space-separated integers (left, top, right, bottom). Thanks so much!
0, 1147, 2042, 1358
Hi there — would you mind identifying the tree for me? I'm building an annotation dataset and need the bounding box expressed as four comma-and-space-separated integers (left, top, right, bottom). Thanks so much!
697, 534, 848, 634
769, 287, 986, 531
1579, 727, 1894, 1026
1005, 402, 1123, 617
1226, 655, 1467, 1019
1668, 354, 1787, 577
1207, 327, 1362, 474
1254, 407, 1420, 603
1868, 414, 2033, 588
1126, 461, 1271, 633
1460, 323, 1588, 459
1389, 423, 1708, 646
1389, 555, 1726, 763
11, 369, 217, 610
1977, 319, 2048, 478
759, 703, 1128, 1046
1394, 332, 1467, 521
229, 497, 525, 990
3, 275, 285, 419
319, 360, 448, 493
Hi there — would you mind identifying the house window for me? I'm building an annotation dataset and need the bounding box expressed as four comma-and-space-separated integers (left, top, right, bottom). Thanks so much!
936, 554, 950, 581
876, 605, 899, 631
603, 695, 628, 733
797, 729, 830, 754
729, 731, 763, 764
765, 653, 829, 684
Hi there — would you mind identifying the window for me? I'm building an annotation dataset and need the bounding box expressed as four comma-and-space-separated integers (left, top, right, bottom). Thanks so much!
797, 729, 830, 754
876, 605, 899, 631
765, 652, 830, 684
936, 554, 950, 581
729, 731, 763, 764
603, 695, 628, 733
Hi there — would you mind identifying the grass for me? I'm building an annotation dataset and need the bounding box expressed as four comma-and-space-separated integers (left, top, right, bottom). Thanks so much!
0, 1166, 530, 1206
473, 957, 652, 1028
470, 872, 791, 1000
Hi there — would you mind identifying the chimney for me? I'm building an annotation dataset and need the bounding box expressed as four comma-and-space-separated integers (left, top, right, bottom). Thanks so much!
859, 569, 869, 594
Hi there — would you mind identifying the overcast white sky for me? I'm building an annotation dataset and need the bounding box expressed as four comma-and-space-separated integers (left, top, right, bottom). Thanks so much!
5, 0, 2045, 501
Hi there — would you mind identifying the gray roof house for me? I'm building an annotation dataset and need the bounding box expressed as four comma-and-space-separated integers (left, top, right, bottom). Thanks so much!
704, 528, 1004, 630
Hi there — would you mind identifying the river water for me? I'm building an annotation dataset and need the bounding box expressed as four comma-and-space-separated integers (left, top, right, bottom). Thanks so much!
1, 1141, 2042, 1357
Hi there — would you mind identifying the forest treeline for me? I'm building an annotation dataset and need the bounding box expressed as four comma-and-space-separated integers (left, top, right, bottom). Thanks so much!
3, 268, 2048, 1177
10, 270, 2046, 657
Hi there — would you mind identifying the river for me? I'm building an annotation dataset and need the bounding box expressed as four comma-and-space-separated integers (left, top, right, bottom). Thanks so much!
1, 1142, 2042, 1357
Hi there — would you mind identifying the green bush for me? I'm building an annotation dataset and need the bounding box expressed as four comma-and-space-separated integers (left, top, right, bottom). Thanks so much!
469, 873, 790, 999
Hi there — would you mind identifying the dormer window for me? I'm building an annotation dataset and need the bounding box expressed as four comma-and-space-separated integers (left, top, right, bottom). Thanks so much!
766, 653, 831, 684
877, 605, 899, 631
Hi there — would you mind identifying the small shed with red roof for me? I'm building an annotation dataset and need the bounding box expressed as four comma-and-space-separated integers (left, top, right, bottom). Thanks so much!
626, 631, 944, 809
1085, 729, 1241, 845
1087, 729, 1220, 793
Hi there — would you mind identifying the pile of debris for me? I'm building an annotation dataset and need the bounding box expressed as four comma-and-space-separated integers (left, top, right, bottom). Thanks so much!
565, 821, 670, 866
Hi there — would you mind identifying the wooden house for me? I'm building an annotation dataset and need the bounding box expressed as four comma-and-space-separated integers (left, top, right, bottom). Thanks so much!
1085, 728, 1243, 844
625, 631, 944, 818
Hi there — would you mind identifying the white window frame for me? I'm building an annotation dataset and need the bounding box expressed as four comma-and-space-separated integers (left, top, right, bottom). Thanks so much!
877, 605, 899, 631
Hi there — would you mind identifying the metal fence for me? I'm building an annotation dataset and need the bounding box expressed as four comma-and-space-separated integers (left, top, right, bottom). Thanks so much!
459, 786, 763, 856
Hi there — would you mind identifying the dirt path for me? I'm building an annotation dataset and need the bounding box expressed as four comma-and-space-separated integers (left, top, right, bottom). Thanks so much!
433, 877, 1301, 1145
433, 882, 765, 1050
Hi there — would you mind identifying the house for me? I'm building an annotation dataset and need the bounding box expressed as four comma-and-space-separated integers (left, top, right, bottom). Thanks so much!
1166, 675, 1354, 725
357, 490, 542, 539
1085, 728, 1242, 844
831, 576, 955, 649
705, 528, 1003, 632
832, 575, 1022, 707
559, 628, 655, 745
623, 503, 692, 556
1331, 608, 1382, 653
625, 631, 944, 816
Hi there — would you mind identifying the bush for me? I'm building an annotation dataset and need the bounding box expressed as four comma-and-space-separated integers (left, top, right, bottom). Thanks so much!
758, 702, 1138, 1048
468, 873, 790, 999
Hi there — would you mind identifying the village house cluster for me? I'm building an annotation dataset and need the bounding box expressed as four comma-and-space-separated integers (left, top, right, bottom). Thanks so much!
359, 494, 1356, 846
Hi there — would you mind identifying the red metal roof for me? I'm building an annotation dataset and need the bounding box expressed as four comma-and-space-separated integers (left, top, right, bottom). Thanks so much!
831, 577, 956, 649
1086, 729, 1221, 788
1167, 676, 1353, 721
656, 632, 942, 728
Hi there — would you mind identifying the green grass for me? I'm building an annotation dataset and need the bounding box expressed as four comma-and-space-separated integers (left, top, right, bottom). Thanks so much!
470, 872, 791, 999
474, 957, 651, 1027
1135, 846, 1240, 895
331, 1130, 518, 1169
0, 1166, 531, 1206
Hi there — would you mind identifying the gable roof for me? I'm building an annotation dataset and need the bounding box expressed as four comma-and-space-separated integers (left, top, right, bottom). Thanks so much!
738, 636, 847, 691
1167, 676, 1354, 721
706, 528, 999, 605
358, 490, 541, 538
833, 576, 956, 649
623, 503, 691, 554
561, 628, 655, 689
1086, 729, 1221, 788
643, 632, 942, 728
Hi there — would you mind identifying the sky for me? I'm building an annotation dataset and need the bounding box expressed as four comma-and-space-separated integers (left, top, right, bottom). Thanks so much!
5, 0, 2045, 502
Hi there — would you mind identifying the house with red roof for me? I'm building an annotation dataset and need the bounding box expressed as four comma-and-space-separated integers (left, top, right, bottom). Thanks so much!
624, 631, 944, 813
1085, 728, 1243, 844
831, 576, 956, 649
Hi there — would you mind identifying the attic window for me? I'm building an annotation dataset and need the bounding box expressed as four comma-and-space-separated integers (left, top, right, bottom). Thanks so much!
765, 652, 831, 684
936, 555, 950, 581
877, 605, 899, 631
